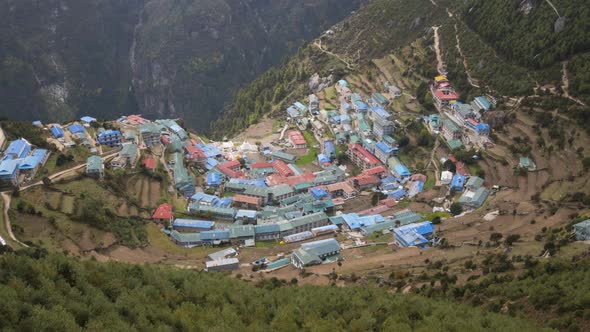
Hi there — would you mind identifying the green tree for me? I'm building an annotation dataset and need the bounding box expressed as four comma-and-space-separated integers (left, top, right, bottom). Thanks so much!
450, 203, 463, 216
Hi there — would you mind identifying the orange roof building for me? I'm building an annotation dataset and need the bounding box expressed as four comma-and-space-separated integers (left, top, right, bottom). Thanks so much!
152, 203, 173, 222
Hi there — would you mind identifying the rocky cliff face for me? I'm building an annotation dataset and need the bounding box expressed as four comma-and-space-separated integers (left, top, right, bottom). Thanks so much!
0, 0, 143, 122
131, 0, 362, 129
0, 0, 361, 128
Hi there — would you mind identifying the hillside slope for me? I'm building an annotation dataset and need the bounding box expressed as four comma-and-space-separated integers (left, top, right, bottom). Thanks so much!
0, 250, 547, 331
0, 0, 361, 128
211, 0, 590, 137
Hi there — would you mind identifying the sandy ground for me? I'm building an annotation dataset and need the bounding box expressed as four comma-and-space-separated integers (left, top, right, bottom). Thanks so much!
231, 117, 280, 145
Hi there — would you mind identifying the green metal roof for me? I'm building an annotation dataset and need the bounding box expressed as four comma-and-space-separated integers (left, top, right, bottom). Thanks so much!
121, 143, 138, 158
443, 118, 461, 132
293, 182, 313, 190
170, 230, 201, 243
289, 212, 328, 229
271, 150, 297, 162
268, 184, 294, 197
244, 185, 269, 197
86, 155, 103, 172
466, 176, 484, 189
447, 139, 463, 150
229, 225, 255, 238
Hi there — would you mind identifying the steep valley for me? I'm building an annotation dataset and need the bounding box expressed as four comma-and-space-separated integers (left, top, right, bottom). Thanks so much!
0, 0, 362, 128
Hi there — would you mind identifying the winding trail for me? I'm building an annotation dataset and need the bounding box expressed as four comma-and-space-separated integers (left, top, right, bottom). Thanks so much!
561, 61, 586, 106
544, 0, 561, 17
1, 193, 28, 248
20, 151, 118, 192
313, 39, 355, 70
432, 26, 445, 74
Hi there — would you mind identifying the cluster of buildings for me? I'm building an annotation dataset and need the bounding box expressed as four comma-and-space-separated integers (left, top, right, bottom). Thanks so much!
0, 138, 49, 187
82, 116, 189, 184
439, 155, 490, 210
428, 75, 494, 150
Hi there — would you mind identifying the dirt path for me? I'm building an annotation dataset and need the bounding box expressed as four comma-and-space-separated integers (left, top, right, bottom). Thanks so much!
544, 0, 561, 17
19, 150, 118, 192
454, 24, 480, 88
313, 39, 355, 70
1, 193, 28, 248
432, 26, 445, 74
561, 61, 586, 106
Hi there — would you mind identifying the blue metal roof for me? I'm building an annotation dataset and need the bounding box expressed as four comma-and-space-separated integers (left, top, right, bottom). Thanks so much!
342, 213, 386, 230
207, 172, 222, 186
230, 178, 267, 187
388, 188, 407, 199
324, 141, 336, 155
50, 126, 64, 138
5, 139, 31, 159
397, 221, 434, 235
205, 158, 219, 170
0, 160, 19, 176
173, 219, 215, 229
451, 174, 465, 191
394, 164, 411, 177
376, 141, 394, 154
68, 124, 85, 134
475, 96, 491, 110
215, 198, 233, 208
80, 116, 97, 123
475, 123, 490, 133
310, 188, 329, 200
370, 106, 389, 119
317, 154, 330, 164
18, 149, 47, 170
191, 192, 219, 204
354, 101, 369, 110
97, 130, 121, 139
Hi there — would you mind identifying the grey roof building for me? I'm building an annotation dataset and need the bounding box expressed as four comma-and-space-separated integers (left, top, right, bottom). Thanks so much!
291, 238, 340, 268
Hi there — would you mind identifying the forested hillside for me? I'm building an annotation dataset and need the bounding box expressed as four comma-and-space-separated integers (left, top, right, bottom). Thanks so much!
461, 0, 590, 68
0, 250, 545, 331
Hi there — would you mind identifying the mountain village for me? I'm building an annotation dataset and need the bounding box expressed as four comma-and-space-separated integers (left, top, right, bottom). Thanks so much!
1, 69, 586, 273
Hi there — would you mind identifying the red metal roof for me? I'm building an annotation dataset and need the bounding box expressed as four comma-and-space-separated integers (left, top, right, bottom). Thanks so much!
288, 130, 307, 146
233, 194, 261, 205
434, 89, 459, 100
266, 173, 315, 186
185, 145, 206, 159
379, 198, 398, 208
348, 144, 381, 166
142, 158, 157, 170
448, 154, 470, 176
272, 160, 294, 177
152, 203, 173, 220
218, 160, 241, 171
362, 166, 387, 176
351, 174, 381, 186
